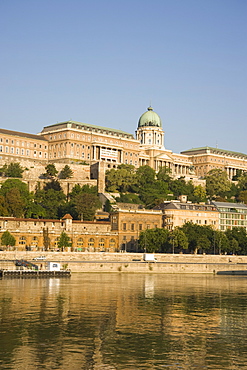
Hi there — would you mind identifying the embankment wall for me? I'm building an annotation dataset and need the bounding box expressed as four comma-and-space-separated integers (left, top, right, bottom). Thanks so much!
1, 252, 247, 274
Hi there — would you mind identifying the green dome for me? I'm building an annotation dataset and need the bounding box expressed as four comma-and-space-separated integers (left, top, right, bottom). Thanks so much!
138, 106, 162, 128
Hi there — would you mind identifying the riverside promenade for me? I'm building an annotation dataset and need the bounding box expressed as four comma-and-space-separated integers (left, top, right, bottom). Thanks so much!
1, 252, 247, 274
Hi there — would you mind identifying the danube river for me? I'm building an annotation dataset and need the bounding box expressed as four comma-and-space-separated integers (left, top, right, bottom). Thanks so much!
0, 273, 247, 369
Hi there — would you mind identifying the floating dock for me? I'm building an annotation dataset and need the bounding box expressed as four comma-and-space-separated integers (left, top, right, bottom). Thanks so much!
0, 270, 71, 278
217, 270, 247, 276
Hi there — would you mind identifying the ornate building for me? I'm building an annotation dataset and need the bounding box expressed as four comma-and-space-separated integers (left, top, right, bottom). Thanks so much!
0, 214, 118, 252
0, 106, 246, 186
181, 147, 247, 180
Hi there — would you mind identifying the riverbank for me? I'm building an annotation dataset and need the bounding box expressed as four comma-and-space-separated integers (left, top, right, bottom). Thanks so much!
1, 251, 247, 274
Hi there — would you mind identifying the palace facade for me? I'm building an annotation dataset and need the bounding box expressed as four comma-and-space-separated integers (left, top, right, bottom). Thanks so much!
1, 106, 246, 185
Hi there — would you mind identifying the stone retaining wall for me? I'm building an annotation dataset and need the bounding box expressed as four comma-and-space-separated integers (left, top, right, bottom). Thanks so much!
1, 252, 247, 274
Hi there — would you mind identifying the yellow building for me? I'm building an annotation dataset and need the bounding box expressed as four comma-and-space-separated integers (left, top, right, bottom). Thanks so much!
1, 107, 247, 189
110, 204, 162, 252
0, 214, 118, 252
154, 196, 219, 230
181, 147, 247, 179
0, 128, 48, 165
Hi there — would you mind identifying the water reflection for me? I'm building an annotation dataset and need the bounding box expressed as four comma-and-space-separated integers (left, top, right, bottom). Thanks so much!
0, 274, 247, 369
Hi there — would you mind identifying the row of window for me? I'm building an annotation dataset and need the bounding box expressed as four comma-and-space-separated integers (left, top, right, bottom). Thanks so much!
220, 213, 247, 219
125, 159, 138, 165
122, 223, 158, 231
181, 219, 217, 225
50, 151, 91, 159
0, 146, 46, 158
18, 236, 116, 248
0, 138, 46, 149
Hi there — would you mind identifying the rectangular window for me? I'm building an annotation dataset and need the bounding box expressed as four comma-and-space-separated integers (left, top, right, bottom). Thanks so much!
131, 224, 134, 231
123, 223, 127, 230
139, 224, 142, 231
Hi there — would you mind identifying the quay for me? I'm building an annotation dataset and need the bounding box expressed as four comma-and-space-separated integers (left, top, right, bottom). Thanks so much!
1, 252, 247, 274
0, 269, 71, 278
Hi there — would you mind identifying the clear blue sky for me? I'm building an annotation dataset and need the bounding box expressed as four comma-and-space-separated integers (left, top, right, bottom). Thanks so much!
0, 0, 246, 154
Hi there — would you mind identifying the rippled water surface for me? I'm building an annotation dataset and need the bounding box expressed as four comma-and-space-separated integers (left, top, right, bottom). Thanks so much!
1, 273, 247, 369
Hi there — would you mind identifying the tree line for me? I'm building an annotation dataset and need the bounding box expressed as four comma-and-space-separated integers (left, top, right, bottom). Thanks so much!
106, 164, 247, 207
0, 178, 101, 221
139, 223, 247, 255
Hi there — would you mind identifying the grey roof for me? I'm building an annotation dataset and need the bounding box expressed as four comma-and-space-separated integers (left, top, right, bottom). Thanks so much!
154, 201, 217, 211
41, 120, 134, 138
0, 128, 48, 141
212, 201, 247, 210
181, 146, 247, 159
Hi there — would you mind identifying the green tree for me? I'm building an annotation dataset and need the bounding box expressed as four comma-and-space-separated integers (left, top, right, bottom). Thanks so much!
59, 165, 73, 179
44, 179, 62, 191
115, 193, 143, 204
75, 193, 102, 221
156, 166, 172, 182
232, 169, 243, 181
196, 235, 211, 254
225, 227, 247, 254
1, 231, 16, 249
237, 172, 247, 191
169, 177, 195, 201
57, 231, 72, 251
0, 195, 8, 216
205, 169, 231, 199
135, 165, 156, 188
5, 188, 26, 217
0, 179, 32, 217
169, 228, 188, 253
105, 164, 136, 192
139, 228, 170, 253
43, 164, 58, 179
34, 186, 66, 219
213, 230, 229, 254
193, 185, 207, 203
238, 190, 247, 204
135, 166, 169, 208
0, 162, 24, 178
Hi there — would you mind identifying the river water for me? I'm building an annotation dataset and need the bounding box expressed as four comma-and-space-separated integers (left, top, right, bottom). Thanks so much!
0, 273, 247, 369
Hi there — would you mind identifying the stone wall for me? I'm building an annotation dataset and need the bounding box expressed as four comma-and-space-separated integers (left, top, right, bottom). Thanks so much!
0, 163, 97, 193
1, 252, 247, 274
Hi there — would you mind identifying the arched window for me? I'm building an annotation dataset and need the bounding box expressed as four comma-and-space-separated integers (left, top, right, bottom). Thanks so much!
19, 236, 26, 245
88, 238, 95, 251
77, 238, 84, 247
31, 236, 38, 246
77, 238, 84, 251
109, 239, 116, 248
99, 238, 105, 251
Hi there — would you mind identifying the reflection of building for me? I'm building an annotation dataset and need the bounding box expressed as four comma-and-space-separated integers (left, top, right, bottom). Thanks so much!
212, 201, 247, 231
154, 196, 219, 230
181, 147, 247, 180
0, 214, 118, 252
